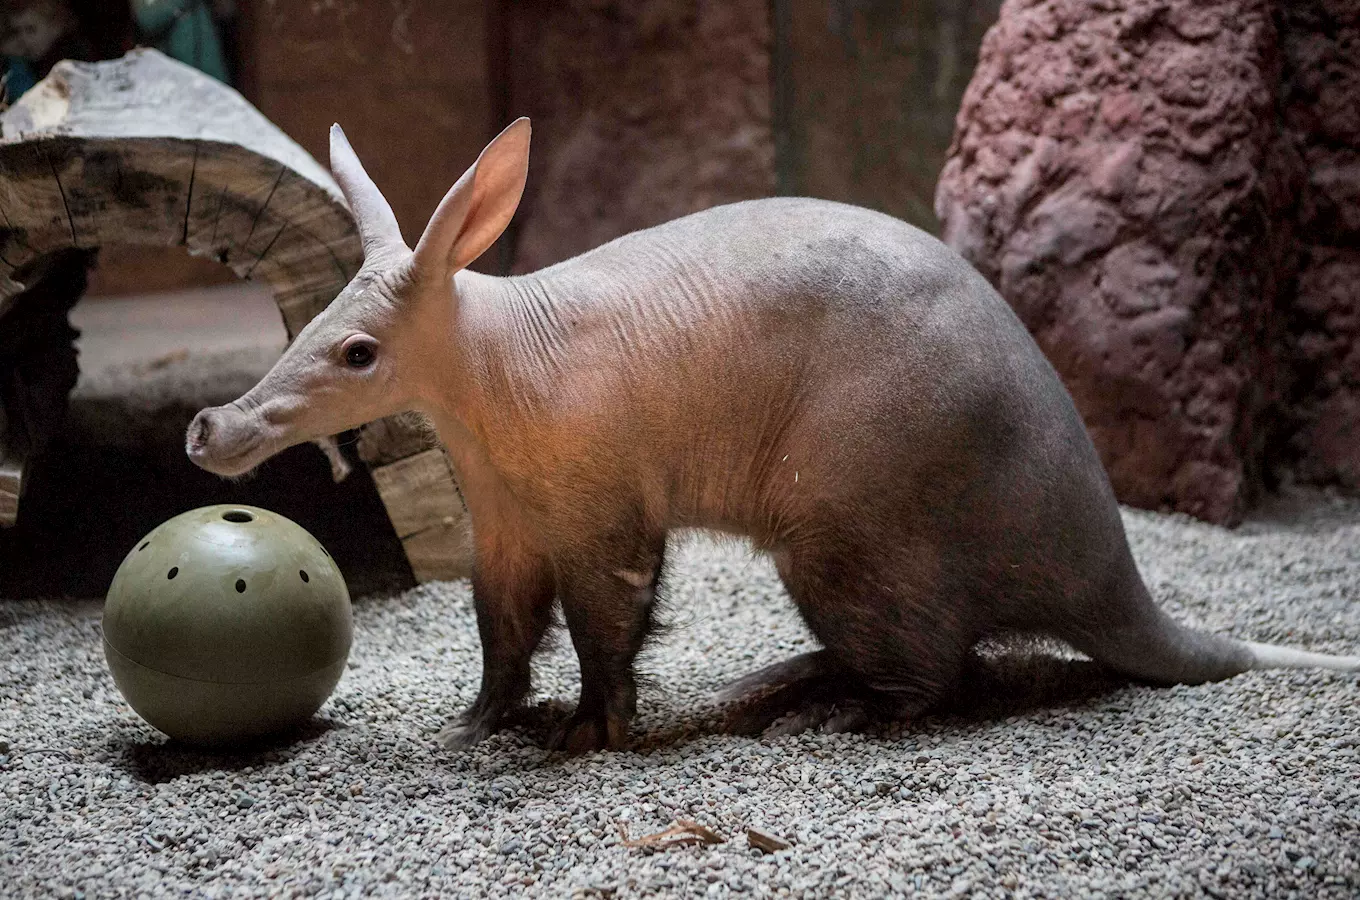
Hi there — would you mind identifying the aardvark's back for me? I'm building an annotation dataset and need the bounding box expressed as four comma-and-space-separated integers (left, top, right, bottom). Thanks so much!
499, 196, 1121, 609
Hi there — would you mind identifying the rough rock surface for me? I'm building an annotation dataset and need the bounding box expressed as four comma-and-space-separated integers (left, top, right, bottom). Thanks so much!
1279, 1, 1360, 490
937, 0, 1290, 524
504, 0, 775, 273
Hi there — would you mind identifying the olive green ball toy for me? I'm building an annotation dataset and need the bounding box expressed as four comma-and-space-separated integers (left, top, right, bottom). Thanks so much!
102, 505, 352, 747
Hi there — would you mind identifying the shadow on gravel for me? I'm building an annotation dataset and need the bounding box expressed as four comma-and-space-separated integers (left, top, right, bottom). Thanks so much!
113, 719, 342, 784
621, 647, 1130, 756
436, 648, 1133, 762
946, 647, 1127, 722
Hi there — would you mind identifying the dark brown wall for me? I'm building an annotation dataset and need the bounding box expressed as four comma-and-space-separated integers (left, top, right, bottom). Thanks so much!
87, 0, 1004, 289
776, 0, 1002, 233
86, 247, 237, 296
239, 0, 495, 253
503, 0, 775, 273
1279, 0, 1360, 490
94, 0, 780, 287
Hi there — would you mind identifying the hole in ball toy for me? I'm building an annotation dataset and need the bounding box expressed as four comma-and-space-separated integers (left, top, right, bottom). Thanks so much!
222, 510, 255, 523
320, 546, 331, 558
235, 579, 247, 593
139, 542, 149, 551
299, 570, 310, 583
167, 567, 178, 579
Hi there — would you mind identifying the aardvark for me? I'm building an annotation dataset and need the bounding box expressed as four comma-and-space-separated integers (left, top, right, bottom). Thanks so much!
187, 119, 1359, 753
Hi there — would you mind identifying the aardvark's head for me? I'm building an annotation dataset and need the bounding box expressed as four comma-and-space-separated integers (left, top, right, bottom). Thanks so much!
186, 117, 530, 478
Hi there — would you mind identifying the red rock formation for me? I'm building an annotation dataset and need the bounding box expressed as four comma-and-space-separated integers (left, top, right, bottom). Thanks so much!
503, 0, 775, 273
938, 0, 1359, 523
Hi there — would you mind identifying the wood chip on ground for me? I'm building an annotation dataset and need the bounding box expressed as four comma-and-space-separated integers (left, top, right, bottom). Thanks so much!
615, 819, 726, 850
746, 827, 792, 853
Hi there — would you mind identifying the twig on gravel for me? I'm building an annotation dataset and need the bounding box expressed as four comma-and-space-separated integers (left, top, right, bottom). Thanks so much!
616, 819, 726, 850
0, 746, 74, 764
746, 827, 792, 853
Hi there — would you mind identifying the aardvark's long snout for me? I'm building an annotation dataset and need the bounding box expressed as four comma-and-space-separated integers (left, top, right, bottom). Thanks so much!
186, 401, 273, 477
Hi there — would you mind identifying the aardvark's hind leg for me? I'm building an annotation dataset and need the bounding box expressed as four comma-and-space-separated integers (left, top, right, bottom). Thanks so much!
719, 541, 972, 736
717, 649, 872, 736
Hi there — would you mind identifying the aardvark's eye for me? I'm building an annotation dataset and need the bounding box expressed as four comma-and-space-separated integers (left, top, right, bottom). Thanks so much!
342, 336, 378, 369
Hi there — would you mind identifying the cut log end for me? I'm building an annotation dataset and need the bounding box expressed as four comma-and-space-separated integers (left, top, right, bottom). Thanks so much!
0, 50, 471, 583
0, 443, 21, 527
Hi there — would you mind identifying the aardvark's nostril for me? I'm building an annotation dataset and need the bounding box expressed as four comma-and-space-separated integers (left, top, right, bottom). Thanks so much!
187, 413, 212, 450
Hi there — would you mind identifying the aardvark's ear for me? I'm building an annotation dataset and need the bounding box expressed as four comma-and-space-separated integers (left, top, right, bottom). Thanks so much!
412, 117, 531, 275
330, 124, 407, 257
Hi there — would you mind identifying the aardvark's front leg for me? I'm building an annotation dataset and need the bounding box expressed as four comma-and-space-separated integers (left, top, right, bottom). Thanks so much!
552, 538, 665, 753
436, 530, 554, 750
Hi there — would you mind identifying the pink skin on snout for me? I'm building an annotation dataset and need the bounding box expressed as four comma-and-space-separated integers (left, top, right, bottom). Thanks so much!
186, 382, 326, 479
185, 398, 274, 479
183, 304, 413, 479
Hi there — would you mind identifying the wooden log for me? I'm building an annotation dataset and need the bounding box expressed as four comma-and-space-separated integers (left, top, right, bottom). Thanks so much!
369, 449, 474, 582
0, 249, 88, 527
0, 50, 473, 580
0, 49, 360, 332
0, 440, 19, 525
356, 413, 438, 468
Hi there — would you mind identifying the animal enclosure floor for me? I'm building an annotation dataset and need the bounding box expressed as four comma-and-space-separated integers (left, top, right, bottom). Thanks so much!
72, 283, 287, 375
2, 494, 1358, 898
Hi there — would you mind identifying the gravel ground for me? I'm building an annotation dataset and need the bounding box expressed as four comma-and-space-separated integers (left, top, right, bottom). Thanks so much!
2, 492, 1358, 899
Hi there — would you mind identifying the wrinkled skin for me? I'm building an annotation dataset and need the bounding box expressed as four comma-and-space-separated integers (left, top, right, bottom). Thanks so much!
189, 119, 1360, 754
187, 263, 420, 477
